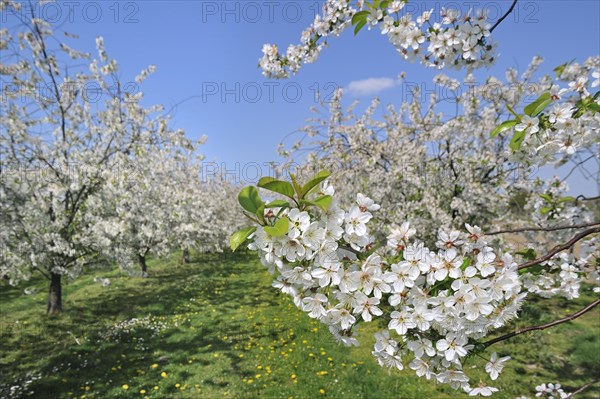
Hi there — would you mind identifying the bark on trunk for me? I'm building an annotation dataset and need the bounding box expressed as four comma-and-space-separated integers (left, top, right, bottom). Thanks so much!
182, 248, 190, 264
47, 272, 62, 315
139, 253, 148, 277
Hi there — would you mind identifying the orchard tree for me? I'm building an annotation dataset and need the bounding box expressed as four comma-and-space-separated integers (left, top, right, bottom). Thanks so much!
0, 2, 195, 313
232, 1, 599, 397
92, 142, 201, 276
93, 137, 241, 275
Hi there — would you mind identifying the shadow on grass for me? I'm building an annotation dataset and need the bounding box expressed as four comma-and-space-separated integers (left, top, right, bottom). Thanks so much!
0, 251, 277, 398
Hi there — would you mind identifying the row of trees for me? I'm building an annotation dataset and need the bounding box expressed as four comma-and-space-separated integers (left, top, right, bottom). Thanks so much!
0, 2, 240, 314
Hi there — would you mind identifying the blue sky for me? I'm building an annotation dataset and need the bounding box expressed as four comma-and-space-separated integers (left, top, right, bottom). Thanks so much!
4, 0, 600, 193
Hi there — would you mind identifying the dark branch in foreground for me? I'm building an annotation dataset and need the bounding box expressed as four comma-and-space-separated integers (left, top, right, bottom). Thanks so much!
483, 299, 600, 347
517, 227, 600, 270
566, 378, 600, 398
490, 0, 518, 33
576, 195, 600, 202
487, 221, 599, 235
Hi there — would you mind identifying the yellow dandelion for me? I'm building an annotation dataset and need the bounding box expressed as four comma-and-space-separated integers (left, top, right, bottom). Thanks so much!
140, 389, 146, 394
150, 364, 158, 369
319, 389, 325, 394
161, 371, 168, 378
121, 384, 129, 390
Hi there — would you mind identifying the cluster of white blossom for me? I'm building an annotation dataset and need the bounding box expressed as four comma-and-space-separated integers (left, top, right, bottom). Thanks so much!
514, 382, 571, 399
507, 57, 599, 167
246, 180, 531, 396
259, 0, 355, 78
259, 0, 499, 78
275, 58, 598, 303
517, 178, 599, 298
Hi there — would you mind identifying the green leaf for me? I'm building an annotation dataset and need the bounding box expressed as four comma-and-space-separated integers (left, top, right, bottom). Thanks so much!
289, 173, 303, 198
301, 170, 331, 198
553, 60, 574, 78
230, 226, 256, 251
490, 119, 518, 137
540, 206, 552, 215
524, 92, 552, 116
238, 186, 263, 214
257, 177, 295, 198
506, 104, 519, 119
589, 102, 600, 112
265, 200, 291, 209
299, 195, 333, 211
264, 216, 289, 237
255, 203, 265, 224
539, 193, 553, 202
509, 130, 526, 150
531, 98, 553, 117
460, 258, 472, 270
558, 196, 575, 203
516, 248, 537, 261
351, 10, 370, 25
354, 19, 367, 35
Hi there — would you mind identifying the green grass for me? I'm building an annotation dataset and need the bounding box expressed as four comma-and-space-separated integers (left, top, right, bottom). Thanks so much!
1, 252, 598, 399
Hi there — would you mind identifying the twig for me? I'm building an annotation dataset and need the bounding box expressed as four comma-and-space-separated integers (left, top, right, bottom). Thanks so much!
483, 299, 600, 347
565, 378, 600, 398
487, 221, 599, 235
517, 227, 600, 270
490, 0, 518, 33
576, 195, 600, 202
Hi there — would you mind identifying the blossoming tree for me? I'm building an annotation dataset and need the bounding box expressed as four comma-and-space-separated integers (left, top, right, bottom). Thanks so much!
232, 1, 599, 397
0, 2, 237, 313
93, 138, 241, 276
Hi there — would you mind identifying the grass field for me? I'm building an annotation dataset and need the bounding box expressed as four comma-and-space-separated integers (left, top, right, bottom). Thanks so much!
1, 252, 598, 399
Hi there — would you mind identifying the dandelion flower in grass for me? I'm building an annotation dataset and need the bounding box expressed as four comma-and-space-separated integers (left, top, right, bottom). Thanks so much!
121, 384, 129, 390
150, 364, 158, 369
160, 371, 168, 378
319, 389, 326, 394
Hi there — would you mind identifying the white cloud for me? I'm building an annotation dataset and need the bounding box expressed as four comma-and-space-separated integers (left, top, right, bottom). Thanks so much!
346, 77, 397, 96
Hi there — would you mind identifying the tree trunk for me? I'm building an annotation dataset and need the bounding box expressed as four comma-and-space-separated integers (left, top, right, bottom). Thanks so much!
139, 253, 148, 277
182, 248, 190, 264
47, 272, 62, 315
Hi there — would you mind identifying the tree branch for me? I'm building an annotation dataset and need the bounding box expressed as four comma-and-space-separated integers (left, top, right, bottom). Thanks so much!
487, 221, 600, 235
565, 378, 600, 398
490, 0, 518, 33
517, 227, 600, 270
483, 299, 600, 347
576, 195, 600, 202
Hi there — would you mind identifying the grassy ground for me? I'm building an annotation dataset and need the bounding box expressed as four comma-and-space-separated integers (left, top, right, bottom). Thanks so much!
0, 252, 598, 399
